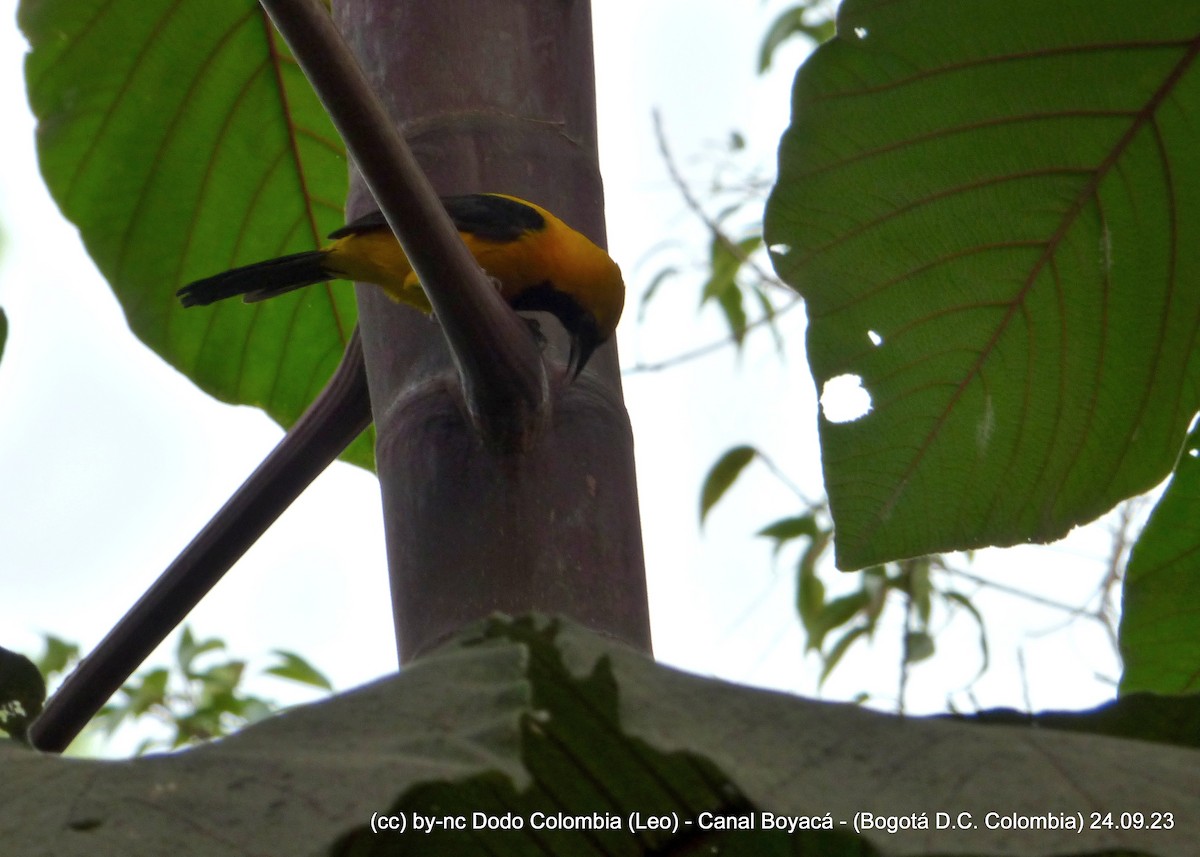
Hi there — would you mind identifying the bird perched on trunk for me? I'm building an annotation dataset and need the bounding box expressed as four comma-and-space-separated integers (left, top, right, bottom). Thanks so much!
177, 193, 624, 377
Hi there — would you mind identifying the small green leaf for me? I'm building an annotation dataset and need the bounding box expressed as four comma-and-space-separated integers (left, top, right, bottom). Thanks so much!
905, 559, 933, 626
33, 635, 79, 680
240, 698, 275, 726
266, 651, 334, 692
757, 514, 819, 541
699, 446, 757, 524
797, 566, 826, 645
904, 631, 935, 665
715, 279, 749, 345
758, 4, 835, 72
797, 527, 831, 581
176, 627, 224, 679
196, 662, 247, 701
943, 590, 989, 680
810, 591, 871, 652
0, 308, 7, 367
757, 514, 820, 558
861, 566, 888, 630
699, 230, 762, 348
174, 710, 222, 747
701, 235, 762, 305
819, 625, 868, 688
638, 265, 679, 321
700, 240, 737, 302
122, 668, 169, 717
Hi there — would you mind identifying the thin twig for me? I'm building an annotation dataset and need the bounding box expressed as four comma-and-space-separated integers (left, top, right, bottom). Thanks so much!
624, 110, 800, 375
1017, 647, 1034, 714
755, 448, 820, 509
938, 563, 1094, 616
623, 296, 803, 374
1092, 498, 1143, 651
652, 109, 784, 289
899, 570, 913, 716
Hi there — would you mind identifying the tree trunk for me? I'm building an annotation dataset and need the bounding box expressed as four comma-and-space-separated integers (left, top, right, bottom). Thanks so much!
336, 0, 651, 660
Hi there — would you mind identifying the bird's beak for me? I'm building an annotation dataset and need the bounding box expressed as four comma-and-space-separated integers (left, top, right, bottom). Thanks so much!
567, 323, 602, 380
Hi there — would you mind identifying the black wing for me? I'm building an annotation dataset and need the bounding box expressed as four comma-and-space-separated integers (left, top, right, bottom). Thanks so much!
441, 194, 545, 241
327, 194, 545, 242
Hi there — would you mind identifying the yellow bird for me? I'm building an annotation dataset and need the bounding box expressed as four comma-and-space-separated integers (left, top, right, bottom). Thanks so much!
177, 193, 624, 377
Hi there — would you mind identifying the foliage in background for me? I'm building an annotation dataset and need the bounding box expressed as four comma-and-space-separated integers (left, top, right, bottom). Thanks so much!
701, 447, 987, 708
656, 2, 991, 705
637, 114, 792, 364
27, 628, 331, 754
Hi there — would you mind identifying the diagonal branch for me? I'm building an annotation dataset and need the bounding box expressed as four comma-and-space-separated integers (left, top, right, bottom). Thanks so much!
261, 0, 548, 442
31, 331, 372, 753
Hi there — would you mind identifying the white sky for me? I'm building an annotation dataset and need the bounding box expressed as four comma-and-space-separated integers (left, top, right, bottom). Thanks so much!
0, 0, 1135, 750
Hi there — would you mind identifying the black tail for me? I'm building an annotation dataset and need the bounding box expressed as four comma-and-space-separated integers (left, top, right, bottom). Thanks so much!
177, 250, 332, 307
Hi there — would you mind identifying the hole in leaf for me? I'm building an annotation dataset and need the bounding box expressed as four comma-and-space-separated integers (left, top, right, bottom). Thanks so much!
820, 374, 872, 423
854, 26, 869, 39
768, 243, 791, 256
867, 330, 883, 346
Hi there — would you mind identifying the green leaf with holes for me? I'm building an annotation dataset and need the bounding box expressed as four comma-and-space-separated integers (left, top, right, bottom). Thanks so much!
20, 0, 372, 467
766, 0, 1200, 568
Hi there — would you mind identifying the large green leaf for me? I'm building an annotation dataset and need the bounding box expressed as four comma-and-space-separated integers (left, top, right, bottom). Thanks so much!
766, 0, 1200, 568
3, 617, 1199, 855
19, 0, 372, 467
1119, 426, 1200, 696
